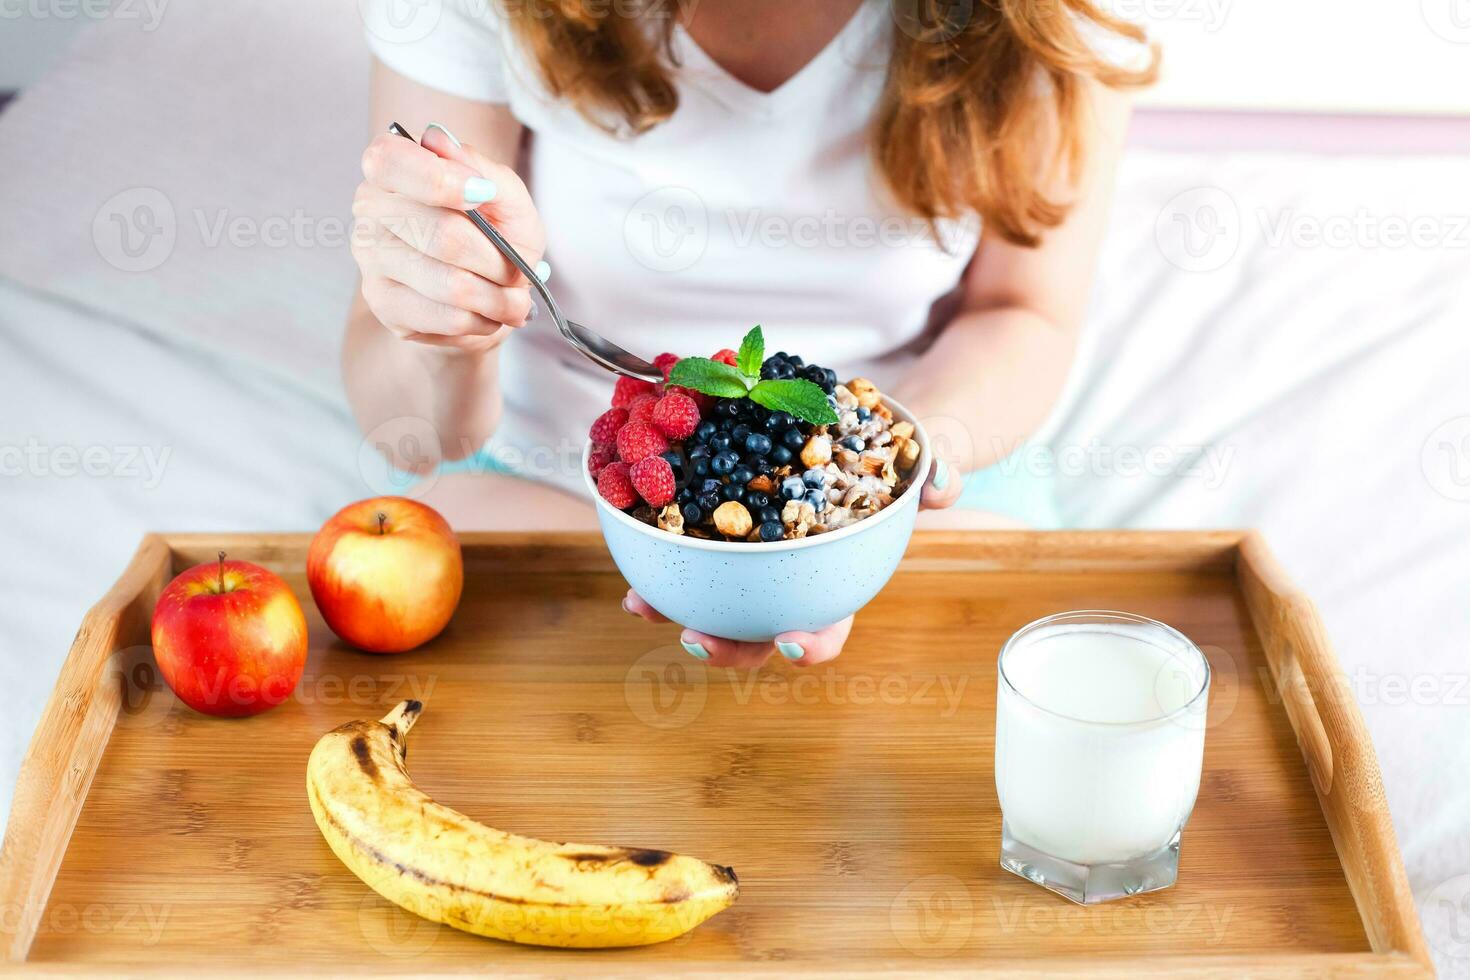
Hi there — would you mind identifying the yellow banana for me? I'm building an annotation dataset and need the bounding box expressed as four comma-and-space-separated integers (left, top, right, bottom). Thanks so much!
306, 700, 738, 948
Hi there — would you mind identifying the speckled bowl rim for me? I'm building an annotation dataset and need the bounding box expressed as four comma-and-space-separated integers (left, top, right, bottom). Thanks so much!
583, 395, 933, 553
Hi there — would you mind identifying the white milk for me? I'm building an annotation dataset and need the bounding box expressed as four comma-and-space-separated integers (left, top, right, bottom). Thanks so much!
995, 619, 1208, 866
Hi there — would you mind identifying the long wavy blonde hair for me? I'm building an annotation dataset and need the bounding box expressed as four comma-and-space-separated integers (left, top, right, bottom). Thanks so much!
500, 0, 1156, 246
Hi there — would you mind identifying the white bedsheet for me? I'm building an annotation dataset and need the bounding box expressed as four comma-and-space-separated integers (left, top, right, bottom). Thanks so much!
1, 3, 1468, 972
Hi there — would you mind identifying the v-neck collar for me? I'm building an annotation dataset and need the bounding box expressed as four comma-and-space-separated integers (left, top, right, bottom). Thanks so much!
671, 1, 884, 117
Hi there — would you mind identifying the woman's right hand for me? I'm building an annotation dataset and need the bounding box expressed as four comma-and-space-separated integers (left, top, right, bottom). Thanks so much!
351, 123, 546, 354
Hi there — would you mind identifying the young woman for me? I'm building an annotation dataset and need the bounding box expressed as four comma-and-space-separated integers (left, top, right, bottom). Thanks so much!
347, 0, 1155, 666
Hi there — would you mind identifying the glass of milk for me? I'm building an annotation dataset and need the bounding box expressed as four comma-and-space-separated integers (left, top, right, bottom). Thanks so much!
995, 610, 1210, 904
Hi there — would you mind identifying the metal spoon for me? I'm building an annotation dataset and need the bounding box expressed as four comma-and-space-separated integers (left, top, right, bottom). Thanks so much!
387, 122, 662, 383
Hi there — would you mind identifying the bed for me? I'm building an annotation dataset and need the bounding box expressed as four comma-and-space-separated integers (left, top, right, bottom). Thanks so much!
1, 2, 1467, 972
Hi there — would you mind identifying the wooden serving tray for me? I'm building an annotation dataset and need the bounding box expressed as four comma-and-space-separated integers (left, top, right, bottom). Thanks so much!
0, 532, 1429, 976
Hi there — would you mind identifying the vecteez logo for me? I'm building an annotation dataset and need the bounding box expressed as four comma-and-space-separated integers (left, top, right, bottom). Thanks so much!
623, 186, 709, 273
93, 187, 177, 272
623, 646, 709, 729
890, 875, 973, 956
889, 0, 973, 43
1423, 416, 1470, 502
359, 0, 442, 44
0, 0, 169, 30
1155, 186, 1241, 273
1421, 0, 1470, 42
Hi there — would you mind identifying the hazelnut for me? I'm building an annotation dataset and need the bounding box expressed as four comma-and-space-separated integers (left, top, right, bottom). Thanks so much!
713, 500, 753, 538
848, 377, 882, 410
800, 435, 832, 468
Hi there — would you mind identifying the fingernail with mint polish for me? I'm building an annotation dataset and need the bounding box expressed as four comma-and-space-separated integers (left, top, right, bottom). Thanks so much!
681, 638, 711, 661
777, 641, 804, 661
425, 122, 462, 148
526, 304, 539, 322
932, 459, 950, 491
534, 260, 551, 283
464, 177, 497, 206
620, 596, 635, 615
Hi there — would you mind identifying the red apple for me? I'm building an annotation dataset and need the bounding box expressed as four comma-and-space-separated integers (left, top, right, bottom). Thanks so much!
151, 553, 308, 717
307, 496, 463, 653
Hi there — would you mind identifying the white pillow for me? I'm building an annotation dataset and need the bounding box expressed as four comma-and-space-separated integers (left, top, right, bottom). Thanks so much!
0, 0, 368, 398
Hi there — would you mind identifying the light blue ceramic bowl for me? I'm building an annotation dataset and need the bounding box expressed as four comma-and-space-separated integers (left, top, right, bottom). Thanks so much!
585, 399, 931, 642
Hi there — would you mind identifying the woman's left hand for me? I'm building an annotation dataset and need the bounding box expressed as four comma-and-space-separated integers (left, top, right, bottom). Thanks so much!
623, 454, 959, 667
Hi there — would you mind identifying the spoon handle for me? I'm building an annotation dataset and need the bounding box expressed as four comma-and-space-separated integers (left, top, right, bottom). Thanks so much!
386, 122, 567, 330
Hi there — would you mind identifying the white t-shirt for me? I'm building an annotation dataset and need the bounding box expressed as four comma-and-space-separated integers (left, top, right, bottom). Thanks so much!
362, 0, 1138, 496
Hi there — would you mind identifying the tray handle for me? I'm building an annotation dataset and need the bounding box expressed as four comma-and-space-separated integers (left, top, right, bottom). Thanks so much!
0, 535, 172, 962
1236, 531, 1431, 973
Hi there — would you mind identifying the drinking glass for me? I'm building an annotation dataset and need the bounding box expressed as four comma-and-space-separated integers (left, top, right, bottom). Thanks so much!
995, 611, 1210, 904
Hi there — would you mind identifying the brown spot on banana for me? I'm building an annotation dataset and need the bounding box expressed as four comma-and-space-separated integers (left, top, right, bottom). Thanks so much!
350, 736, 377, 780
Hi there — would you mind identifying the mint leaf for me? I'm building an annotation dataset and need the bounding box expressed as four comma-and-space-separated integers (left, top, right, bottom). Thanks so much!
667, 357, 752, 399
737, 325, 764, 379
749, 379, 838, 425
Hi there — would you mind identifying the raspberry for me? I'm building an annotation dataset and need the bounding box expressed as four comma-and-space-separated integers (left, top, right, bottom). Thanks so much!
626, 393, 659, 425
612, 376, 656, 409
616, 421, 669, 463
630, 456, 676, 507
712, 349, 738, 366
653, 352, 680, 378
588, 407, 628, 446
664, 384, 714, 415
587, 444, 615, 477
596, 461, 637, 508
652, 392, 700, 440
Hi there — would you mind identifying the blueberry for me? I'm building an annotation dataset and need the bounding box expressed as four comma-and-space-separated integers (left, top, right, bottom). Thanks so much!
710, 456, 735, 476
744, 432, 772, 455
689, 443, 711, 460
745, 455, 770, 473
776, 363, 795, 379
789, 354, 804, 367
771, 445, 794, 465
758, 506, 783, 525
824, 368, 837, 387
765, 411, 794, 432
721, 483, 746, 502
760, 363, 781, 380
730, 466, 754, 486
856, 407, 871, 421
843, 436, 865, 452
695, 421, 717, 442
747, 490, 771, 510
692, 457, 710, 477
758, 521, 784, 542
697, 491, 720, 512
677, 487, 694, 504
710, 432, 732, 452
781, 428, 806, 450
732, 423, 751, 444
701, 478, 723, 494
802, 468, 826, 488
661, 450, 682, 467
781, 475, 806, 500
774, 351, 790, 361
681, 502, 702, 524
804, 489, 829, 512
718, 400, 741, 418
